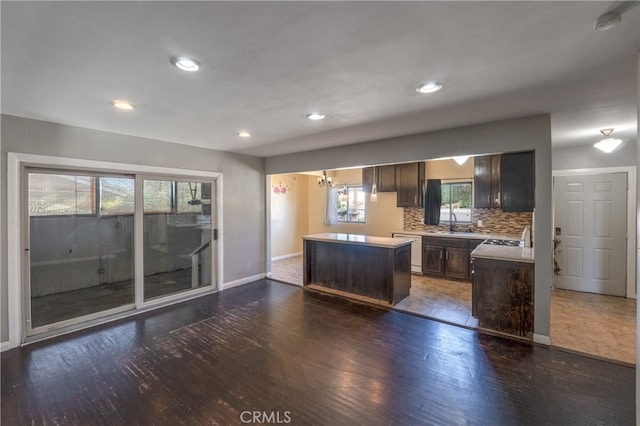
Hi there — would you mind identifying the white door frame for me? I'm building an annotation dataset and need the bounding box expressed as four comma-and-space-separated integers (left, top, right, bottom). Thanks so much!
7, 152, 224, 349
553, 166, 636, 299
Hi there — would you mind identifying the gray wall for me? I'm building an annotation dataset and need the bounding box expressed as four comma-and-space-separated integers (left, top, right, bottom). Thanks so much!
1, 114, 266, 342
266, 114, 554, 339
552, 141, 637, 170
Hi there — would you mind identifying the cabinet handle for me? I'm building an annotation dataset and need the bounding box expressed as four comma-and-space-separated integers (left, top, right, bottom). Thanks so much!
446, 251, 449, 260
487, 195, 490, 204
440, 251, 443, 259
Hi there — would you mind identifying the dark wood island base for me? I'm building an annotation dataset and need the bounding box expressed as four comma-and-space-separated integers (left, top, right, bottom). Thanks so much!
303, 233, 412, 305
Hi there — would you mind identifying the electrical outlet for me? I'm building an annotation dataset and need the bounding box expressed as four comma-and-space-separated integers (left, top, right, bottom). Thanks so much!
477, 219, 483, 227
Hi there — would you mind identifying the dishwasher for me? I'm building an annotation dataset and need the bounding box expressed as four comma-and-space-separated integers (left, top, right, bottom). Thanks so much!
392, 233, 422, 274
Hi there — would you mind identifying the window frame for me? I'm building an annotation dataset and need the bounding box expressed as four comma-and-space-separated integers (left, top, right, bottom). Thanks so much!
336, 185, 366, 224
440, 180, 473, 224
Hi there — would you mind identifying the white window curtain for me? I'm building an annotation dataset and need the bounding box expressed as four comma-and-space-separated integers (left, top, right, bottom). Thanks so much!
324, 186, 338, 225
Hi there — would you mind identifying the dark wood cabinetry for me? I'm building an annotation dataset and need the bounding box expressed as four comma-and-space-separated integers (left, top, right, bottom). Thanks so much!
422, 236, 483, 280
362, 165, 396, 193
396, 162, 425, 207
422, 244, 444, 276
501, 151, 535, 212
362, 167, 374, 193
445, 247, 469, 279
377, 165, 397, 192
471, 257, 534, 339
474, 154, 501, 208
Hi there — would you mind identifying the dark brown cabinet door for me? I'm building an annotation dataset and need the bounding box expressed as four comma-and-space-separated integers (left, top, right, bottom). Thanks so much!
422, 245, 444, 276
501, 151, 534, 212
362, 167, 374, 193
396, 162, 425, 207
377, 165, 396, 192
490, 154, 501, 208
474, 155, 501, 208
445, 247, 469, 279
474, 155, 491, 208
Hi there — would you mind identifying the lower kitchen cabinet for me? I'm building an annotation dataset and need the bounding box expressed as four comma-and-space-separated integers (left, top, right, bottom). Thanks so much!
422, 244, 444, 276
422, 237, 479, 280
444, 247, 469, 279
471, 256, 534, 339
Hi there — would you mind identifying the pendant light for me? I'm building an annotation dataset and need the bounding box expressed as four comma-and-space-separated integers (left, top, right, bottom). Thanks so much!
370, 167, 378, 202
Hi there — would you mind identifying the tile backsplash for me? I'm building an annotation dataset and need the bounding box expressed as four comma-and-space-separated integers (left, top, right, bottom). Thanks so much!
403, 207, 533, 237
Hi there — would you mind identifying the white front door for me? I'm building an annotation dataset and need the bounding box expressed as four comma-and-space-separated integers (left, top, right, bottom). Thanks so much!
554, 173, 627, 296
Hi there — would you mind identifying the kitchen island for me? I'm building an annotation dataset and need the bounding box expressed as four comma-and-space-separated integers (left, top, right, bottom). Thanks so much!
471, 241, 535, 339
303, 233, 412, 305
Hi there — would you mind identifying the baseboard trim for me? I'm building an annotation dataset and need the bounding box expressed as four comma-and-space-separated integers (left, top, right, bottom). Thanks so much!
223, 273, 266, 290
271, 252, 302, 262
1, 341, 12, 352
533, 333, 551, 346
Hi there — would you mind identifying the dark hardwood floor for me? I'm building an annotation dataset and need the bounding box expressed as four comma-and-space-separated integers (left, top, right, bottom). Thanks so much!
2, 280, 635, 425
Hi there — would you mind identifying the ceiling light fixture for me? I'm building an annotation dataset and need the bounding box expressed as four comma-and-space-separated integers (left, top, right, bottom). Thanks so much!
453, 156, 470, 165
317, 170, 333, 187
594, 128, 622, 153
416, 81, 443, 94
237, 130, 251, 138
171, 56, 201, 72
112, 100, 135, 110
307, 113, 326, 121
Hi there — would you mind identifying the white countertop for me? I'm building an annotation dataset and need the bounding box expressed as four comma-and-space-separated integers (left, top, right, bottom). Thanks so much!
471, 244, 535, 263
303, 233, 412, 249
392, 230, 520, 241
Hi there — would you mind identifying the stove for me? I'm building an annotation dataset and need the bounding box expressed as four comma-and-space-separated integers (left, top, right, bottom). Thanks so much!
483, 239, 521, 247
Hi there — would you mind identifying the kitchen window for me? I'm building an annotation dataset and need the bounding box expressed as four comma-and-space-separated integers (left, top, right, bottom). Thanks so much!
440, 181, 472, 223
337, 186, 366, 223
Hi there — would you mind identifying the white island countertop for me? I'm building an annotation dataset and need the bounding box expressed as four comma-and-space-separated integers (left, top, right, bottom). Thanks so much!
471, 244, 535, 263
303, 233, 412, 249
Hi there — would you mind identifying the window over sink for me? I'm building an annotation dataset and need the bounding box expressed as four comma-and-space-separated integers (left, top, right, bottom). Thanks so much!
440, 181, 472, 223
336, 186, 366, 223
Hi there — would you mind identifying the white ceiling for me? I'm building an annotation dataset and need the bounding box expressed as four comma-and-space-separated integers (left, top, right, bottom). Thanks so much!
1, 2, 638, 158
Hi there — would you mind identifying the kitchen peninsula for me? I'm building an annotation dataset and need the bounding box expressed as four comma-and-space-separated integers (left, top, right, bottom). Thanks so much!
303, 233, 412, 305
471, 241, 535, 339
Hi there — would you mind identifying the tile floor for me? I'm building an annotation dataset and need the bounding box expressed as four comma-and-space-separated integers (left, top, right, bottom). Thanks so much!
272, 255, 636, 364
551, 288, 636, 365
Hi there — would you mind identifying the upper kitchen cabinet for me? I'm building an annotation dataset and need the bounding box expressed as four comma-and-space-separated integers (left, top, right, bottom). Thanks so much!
377, 165, 397, 192
501, 151, 535, 212
362, 165, 396, 193
473, 154, 501, 209
362, 167, 374, 193
396, 162, 425, 207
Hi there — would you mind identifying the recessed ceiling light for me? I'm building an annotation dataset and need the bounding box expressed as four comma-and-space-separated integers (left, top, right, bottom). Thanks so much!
307, 113, 325, 120
112, 100, 135, 110
416, 81, 444, 94
237, 130, 251, 138
171, 56, 201, 72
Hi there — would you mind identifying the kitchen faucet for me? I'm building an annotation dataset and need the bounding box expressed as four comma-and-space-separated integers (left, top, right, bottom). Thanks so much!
450, 210, 458, 232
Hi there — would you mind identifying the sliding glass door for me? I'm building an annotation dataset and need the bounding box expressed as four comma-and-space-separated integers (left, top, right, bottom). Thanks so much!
25, 168, 217, 337
27, 171, 135, 330
142, 178, 214, 301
